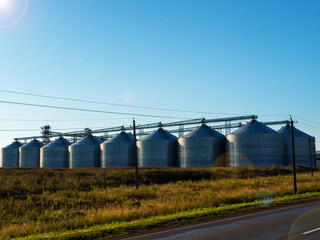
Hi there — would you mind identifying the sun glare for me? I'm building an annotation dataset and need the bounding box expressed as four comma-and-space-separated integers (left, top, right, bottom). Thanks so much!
0, 0, 29, 28
0, 0, 9, 10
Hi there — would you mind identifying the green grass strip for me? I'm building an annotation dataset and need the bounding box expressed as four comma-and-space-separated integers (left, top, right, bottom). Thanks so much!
11, 192, 320, 240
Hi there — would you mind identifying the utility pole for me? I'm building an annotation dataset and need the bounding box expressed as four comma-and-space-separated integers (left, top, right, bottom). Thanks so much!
290, 116, 297, 194
133, 118, 139, 189
308, 137, 313, 176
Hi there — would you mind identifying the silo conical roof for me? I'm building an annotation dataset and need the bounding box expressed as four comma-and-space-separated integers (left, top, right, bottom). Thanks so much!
232, 120, 277, 134
278, 125, 312, 138
43, 137, 71, 148
72, 134, 102, 146
184, 124, 225, 138
22, 139, 43, 148
3, 141, 23, 149
142, 128, 178, 141
104, 131, 134, 144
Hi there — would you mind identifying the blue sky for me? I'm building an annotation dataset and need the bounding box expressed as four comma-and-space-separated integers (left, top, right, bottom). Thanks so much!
0, 0, 319, 149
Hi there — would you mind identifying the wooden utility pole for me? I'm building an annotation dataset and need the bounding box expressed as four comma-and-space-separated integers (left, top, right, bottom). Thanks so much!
308, 137, 313, 176
133, 118, 139, 189
290, 116, 297, 194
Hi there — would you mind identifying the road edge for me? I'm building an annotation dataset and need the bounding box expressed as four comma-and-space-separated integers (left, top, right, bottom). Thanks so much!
12, 191, 320, 240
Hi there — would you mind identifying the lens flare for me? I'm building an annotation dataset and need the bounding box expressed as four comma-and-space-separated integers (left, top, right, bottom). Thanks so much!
255, 189, 274, 207
122, 90, 135, 103
289, 208, 320, 239
0, 0, 29, 29
212, 153, 228, 167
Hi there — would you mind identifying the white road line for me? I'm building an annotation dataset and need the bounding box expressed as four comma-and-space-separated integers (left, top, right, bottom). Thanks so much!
302, 227, 320, 235
122, 201, 320, 240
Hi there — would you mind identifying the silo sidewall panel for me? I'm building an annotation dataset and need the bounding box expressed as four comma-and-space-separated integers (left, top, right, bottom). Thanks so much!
283, 136, 316, 167
226, 135, 236, 167
69, 145, 100, 168
312, 138, 316, 167
178, 137, 225, 168
102, 142, 134, 167
2, 148, 19, 168
20, 147, 40, 167
137, 141, 142, 167
138, 140, 177, 167
41, 147, 68, 168
100, 144, 105, 167
40, 148, 44, 168
178, 139, 184, 168
226, 134, 284, 167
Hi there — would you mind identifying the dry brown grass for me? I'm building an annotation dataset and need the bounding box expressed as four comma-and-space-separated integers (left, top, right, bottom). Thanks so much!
0, 167, 319, 239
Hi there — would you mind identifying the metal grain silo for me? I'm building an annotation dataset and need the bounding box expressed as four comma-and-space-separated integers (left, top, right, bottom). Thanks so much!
226, 120, 284, 167
69, 134, 102, 168
19, 139, 43, 167
137, 128, 178, 167
40, 137, 71, 168
1, 141, 23, 167
178, 124, 226, 168
101, 131, 134, 167
278, 125, 316, 167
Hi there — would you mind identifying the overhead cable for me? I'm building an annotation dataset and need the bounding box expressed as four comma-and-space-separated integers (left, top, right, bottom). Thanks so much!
0, 89, 245, 115
0, 100, 189, 120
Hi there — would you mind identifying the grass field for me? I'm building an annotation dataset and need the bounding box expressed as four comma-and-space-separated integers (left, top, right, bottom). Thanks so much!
0, 166, 319, 239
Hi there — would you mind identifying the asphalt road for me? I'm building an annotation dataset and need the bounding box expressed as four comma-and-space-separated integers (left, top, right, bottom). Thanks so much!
117, 201, 320, 240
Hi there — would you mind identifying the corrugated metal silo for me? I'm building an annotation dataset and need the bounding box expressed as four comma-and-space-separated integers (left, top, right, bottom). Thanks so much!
137, 128, 178, 167
101, 131, 134, 167
278, 125, 316, 167
19, 139, 44, 167
226, 120, 284, 167
40, 137, 71, 168
178, 124, 226, 168
1, 141, 23, 167
69, 134, 102, 168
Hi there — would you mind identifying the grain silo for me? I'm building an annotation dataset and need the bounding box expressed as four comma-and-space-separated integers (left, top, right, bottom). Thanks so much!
101, 131, 134, 167
178, 124, 226, 168
278, 125, 316, 167
69, 134, 102, 168
226, 120, 284, 167
137, 128, 178, 167
1, 141, 23, 167
40, 137, 71, 168
19, 139, 44, 167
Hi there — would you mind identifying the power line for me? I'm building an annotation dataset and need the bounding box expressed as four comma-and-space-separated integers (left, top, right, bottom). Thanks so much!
298, 122, 320, 130
0, 89, 294, 117
298, 123, 320, 132
0, 127, 108, 132
0, 118, 129, 122
258, 114, 289, 117
0, 100, 189, 120
0, 129, 40, 132
294, 116, 320, 127
0, 89, 244, 116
